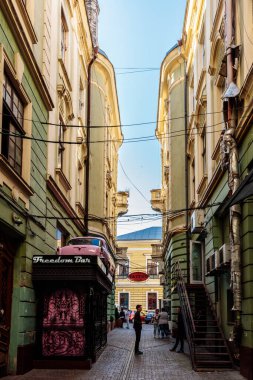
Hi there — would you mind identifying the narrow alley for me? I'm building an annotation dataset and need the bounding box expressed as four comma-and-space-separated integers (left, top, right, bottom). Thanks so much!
3, 325, 245, 380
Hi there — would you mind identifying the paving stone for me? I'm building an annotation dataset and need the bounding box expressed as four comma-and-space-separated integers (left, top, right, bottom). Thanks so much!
3, 324, 245, 380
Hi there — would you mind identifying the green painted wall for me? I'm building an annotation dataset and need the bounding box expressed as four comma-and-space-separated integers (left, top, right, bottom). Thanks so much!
0, 9, 49, 373
203, 128, 253, 349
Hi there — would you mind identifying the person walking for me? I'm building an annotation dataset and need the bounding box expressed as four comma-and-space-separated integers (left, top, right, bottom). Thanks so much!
158, 308, 169, 338
133, 304, 143, 355
125, 309, 131, 329
119, 307, 125, 328
152, 308, 160, 338
170, 306, 185, 353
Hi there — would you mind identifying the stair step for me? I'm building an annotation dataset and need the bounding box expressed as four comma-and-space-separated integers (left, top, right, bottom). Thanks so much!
194, 332, 222, 334
193, 338, 225, 341
195, 360, 232, 364
195, 352, 229, 356
194, 345, 227, 348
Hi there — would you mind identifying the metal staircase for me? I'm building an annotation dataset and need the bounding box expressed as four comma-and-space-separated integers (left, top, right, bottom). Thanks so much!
173, 262, 234, 371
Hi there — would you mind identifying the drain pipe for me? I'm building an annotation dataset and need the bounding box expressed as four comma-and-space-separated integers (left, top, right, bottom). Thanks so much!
183, 58, 190, 284
222, 0, 241, 314
84, 52, 97, 235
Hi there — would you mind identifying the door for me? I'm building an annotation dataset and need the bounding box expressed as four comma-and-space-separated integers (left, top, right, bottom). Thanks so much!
190, 240, 204, 283
0, 248, 14, 377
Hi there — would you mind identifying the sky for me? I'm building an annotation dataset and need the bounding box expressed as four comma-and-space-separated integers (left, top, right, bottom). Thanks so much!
98, 0, 187, 236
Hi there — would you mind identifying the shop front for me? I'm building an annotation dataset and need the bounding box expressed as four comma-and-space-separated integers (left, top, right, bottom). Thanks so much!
32, 255, 113, 369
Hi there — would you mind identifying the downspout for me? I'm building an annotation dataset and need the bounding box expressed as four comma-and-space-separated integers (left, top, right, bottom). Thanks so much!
84, 53, 97, 235
184, 59, 190, 284
222, 0, 241, 315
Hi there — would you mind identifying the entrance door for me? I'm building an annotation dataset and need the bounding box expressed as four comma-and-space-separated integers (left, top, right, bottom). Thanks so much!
0, 248, 14, 377
190, 241, 204, 283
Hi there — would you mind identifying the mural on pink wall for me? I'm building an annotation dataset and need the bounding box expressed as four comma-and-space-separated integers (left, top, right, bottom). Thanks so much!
42, 289, 85, 356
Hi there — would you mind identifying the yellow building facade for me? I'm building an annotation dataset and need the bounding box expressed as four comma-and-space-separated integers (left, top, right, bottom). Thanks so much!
155, 0, 253, 376
116, 227, 163, 312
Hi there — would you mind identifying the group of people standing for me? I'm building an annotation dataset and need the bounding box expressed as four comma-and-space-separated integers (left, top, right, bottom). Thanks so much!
152, 307, 185, 352
115, 307, 131, 329
116, 304, 186, 355
152, 308, 170, 338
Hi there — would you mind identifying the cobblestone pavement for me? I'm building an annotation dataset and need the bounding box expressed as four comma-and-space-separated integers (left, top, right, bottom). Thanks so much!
3, 324, 245, 380
129, 324, 245, 380
3, 326, 134, 380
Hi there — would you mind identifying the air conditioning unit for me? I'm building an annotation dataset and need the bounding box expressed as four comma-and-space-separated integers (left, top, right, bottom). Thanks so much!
160, 275, 165, 285
158, 261, 165, 274
206, 256, 211, 274
206, 252, 216, 274
191, 210, 205, 233
215, 250, 220, 269
219, 244, 231, 266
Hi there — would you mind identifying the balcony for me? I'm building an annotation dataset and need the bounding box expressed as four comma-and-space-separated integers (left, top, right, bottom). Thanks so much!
150, 189, 164, 212
151, 244, 163, 258
116, 191, 129, 216
116, 247, 128, 259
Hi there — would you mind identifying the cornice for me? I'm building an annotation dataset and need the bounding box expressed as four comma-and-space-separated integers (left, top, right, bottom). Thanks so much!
195, 68, 206, 101
0, 155, 34, 196
210, 0, 224, 42
0, 0, 54, 111
199, 163, 224, 207
16, 0, 37, 44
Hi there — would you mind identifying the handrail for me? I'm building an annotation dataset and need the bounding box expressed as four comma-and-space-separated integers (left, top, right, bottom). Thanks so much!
203, 283, 234, 364
172, 261, 196, 369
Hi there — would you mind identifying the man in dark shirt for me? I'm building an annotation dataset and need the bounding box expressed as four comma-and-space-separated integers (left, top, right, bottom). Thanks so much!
170, 306, 186, 353
133, 304, 143, 355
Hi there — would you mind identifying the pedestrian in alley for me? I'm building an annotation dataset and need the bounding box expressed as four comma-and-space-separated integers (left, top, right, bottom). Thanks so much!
170, 306, 186, 353
119, 307, 125, 328
158, 307, 169, 338
125, 308, 131, 329
152, 308, 160, 338
133, 304, 143, 355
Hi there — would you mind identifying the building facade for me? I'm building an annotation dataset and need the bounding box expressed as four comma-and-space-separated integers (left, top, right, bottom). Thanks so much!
151, 44, 187, 319
156, 0, 253, 378
116, 227, 163, 312
0, 0, 126, 376
0, 0, 53, 376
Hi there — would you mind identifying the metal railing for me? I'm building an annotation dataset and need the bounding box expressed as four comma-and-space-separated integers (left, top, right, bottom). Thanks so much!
172, 261, 196, 369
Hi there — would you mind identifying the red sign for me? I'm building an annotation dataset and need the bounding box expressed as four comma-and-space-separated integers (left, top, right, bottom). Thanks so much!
128, 272, 149, 282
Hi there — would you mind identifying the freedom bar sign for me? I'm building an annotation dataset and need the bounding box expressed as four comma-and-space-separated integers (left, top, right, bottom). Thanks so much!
128, 272, 149, 282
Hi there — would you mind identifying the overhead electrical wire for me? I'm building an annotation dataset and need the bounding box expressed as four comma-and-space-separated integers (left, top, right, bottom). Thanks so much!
1, 116, 250, 145
116, 68, 160, 75
0, 105, 250, 130
118, 160, 150, 204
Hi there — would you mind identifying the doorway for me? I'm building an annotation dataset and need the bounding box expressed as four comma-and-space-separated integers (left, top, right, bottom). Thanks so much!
190, 240, 204, 283
0, 246, 14, 377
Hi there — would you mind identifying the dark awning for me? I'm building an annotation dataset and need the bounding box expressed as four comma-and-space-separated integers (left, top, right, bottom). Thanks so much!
223, 169, 253, 211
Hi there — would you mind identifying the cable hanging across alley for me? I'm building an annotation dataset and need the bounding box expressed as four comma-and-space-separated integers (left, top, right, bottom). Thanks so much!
0, 105, 250, 130
27, 201, 224, 223
0, 115, 250, 145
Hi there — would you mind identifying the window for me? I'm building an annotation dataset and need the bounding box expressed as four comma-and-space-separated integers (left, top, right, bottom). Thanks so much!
61, 11, 68, 63
58, 118, 66, 169
227, 289, 235, 324
56, 225, 68, 248
201, 126, 206, 175
191, 157, 195, 201
119, 293, 129, 309
2, 74, 24, 175
147, 259, 158, 278
147, 293, 157, 310
118, 260, 129, 278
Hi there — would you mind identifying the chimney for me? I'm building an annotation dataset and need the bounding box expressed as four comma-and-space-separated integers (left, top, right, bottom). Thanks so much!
85, 0, 100, 49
